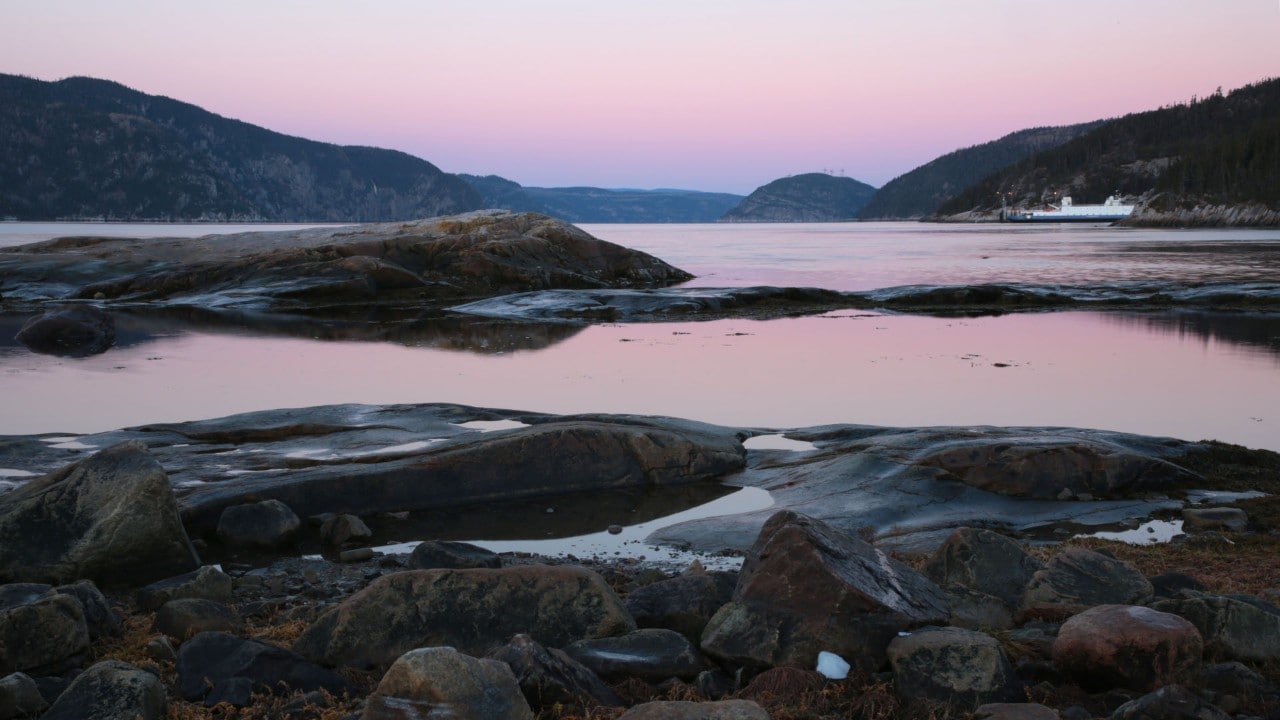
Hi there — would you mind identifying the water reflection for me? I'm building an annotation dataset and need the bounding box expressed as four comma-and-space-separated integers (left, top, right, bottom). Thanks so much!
0, 308, 585, 356
202, 481, 744, 565
1101, 311, 1280, 361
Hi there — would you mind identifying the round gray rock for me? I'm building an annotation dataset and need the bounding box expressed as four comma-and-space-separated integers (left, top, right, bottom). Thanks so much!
362, 646, 533, 720
216, 499, 301, 549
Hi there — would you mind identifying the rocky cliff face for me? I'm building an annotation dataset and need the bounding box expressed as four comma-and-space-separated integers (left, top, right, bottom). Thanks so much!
719, 173, 876, 223
0, 74, 483, 222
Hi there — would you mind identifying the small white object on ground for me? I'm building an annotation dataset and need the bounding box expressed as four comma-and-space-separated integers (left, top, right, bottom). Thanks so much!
815, 650, 850, 679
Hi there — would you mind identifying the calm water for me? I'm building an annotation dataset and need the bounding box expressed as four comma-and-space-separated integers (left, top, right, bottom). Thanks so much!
3, 222, 1279, 453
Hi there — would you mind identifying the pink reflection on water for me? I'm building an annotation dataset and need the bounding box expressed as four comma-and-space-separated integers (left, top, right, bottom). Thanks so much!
2, 311, 1276, 452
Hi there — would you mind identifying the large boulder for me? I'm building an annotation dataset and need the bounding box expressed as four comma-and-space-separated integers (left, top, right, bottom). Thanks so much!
216, 499, 301, 549
487, 634, 623, 712
1053, 605, 1203, 692
175, 631, 349, 706
886, 626, 1024, 708
361, 646, 533, 720
1153, 594, 1280, 662
0, 441, 200, 587
700, 511, 950, 670
1019, 547, 1152, 620
625, 571, 737, 640
294, 565, 636, 668
565, 628, 709, 683
0, 584, 89, 675
916, 436, 1200, 499
14, 305, 115, 357
38, 660, 166, 720
921, 528, 1044, 609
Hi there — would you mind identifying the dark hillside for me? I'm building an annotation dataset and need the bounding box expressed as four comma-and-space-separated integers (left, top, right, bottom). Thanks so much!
857, 123, 1100, 219
459, 174, 743, 223
719, 173, 876, 222
935, 78, 1280, 223
0, 74, 483, 221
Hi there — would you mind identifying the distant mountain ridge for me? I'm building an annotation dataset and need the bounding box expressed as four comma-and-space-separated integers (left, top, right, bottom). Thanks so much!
935, 77, 1280, 225
720, 173, 877, 222
857, 123, 1102, 219
0, 74, 483, 222
459, 174, 743, 223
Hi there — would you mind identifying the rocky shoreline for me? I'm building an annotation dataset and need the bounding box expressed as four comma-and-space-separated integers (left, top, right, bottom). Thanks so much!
2, 404, 1280, 719
4, 214, 1280, 718
4, 210, 1279, 359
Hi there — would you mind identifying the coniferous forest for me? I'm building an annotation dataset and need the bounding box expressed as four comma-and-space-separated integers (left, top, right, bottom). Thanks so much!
936, 77, 1280, 216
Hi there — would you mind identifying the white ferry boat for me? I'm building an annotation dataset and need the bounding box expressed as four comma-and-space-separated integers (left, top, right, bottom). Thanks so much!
1006, 195, 1135, 223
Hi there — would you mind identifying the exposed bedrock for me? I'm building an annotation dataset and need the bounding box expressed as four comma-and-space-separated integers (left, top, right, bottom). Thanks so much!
648, 424, 1214, 554
447, 282, 1280, 324
4, 403, 1273, 563
0, 211, 691, 313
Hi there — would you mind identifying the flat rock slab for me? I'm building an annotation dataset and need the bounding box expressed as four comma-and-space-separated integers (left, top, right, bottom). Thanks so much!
649, 424, 1204, 554
0, 210, 691, 313
0, 404, 747, 536
450, 282, 1280, 325
1, 403, 1250, 561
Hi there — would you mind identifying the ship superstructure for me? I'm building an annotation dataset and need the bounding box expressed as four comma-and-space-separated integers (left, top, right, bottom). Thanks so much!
1006, 195, 1135, 223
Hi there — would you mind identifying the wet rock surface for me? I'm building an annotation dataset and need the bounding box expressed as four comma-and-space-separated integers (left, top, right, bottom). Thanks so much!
13, 305, 115, 356
0, 403, 1262, 564
0, 211, 692, 315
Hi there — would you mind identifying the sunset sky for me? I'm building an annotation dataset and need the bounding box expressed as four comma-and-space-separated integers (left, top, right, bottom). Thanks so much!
3, 0, 1278, 193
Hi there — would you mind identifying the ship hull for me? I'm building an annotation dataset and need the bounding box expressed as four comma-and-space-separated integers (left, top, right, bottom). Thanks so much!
1006, 213, 1130, 223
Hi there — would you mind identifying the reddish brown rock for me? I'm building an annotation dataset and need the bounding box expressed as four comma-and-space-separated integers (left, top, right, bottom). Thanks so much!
1053, 604, 1203, 692
916, 436, 1199, 499
700, 511, 949, 670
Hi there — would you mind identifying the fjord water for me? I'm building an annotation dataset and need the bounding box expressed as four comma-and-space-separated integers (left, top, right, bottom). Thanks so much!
1, 221, 1278, 454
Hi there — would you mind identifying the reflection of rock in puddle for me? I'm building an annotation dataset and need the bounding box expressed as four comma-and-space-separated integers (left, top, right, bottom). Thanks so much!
40, 436, 97, 450
1081, 519, 1185, 544
744, 434, 817, 452
366, 484, 774, 572
453, 419, 530, 432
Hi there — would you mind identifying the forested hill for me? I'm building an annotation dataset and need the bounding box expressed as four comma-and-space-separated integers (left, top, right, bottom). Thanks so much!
935, 77, 1280, 225
719, 173, 876, 222
857, 123, 1100, 219
459, 174, 743, 223
0, 74, 483, 222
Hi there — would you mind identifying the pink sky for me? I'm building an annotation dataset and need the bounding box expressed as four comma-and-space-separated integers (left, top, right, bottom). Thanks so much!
3, 0, 1278, 193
